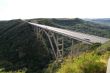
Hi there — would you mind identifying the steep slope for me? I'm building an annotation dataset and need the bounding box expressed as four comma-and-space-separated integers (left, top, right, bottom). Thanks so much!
0, 19, 50, 73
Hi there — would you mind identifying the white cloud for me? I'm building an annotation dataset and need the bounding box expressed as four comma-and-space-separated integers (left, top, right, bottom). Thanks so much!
0, 0, 110, 20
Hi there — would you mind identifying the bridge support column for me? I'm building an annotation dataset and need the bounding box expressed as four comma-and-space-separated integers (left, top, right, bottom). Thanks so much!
34, 27, 43, 41
56, 36, 64, 60
44, 31, 57, 59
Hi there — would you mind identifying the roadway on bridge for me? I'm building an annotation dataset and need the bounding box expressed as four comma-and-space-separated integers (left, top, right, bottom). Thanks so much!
29, 22, 110, 44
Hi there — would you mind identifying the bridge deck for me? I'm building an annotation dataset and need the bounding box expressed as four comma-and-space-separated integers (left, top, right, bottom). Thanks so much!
29, 22, 110, 44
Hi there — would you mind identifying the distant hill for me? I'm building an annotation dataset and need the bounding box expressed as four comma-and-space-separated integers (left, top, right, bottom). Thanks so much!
84, 18, 110, 26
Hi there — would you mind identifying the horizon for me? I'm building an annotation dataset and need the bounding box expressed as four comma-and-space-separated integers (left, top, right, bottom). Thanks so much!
1, 17, 110, 21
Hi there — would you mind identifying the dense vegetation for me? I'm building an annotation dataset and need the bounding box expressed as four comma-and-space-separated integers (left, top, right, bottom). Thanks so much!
0, 19, 51, 73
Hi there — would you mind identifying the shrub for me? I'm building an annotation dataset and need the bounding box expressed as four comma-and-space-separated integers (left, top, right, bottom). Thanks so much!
56, 52, 109, 73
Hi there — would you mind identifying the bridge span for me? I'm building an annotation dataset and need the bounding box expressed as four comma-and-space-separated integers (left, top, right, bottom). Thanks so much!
29, 22, 109, 44
27, 21, 110, 60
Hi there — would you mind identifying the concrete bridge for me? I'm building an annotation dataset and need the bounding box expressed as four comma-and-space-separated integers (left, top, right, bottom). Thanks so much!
27, 21, 109, 60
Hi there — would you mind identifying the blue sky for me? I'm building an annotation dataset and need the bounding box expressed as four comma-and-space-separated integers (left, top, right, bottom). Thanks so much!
0, 0, 110, 20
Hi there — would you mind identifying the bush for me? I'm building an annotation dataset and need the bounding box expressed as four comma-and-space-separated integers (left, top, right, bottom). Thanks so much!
56, 52, 109, 73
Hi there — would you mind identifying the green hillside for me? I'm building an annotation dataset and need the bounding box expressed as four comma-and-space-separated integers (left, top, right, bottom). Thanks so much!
0, 19, 51, 73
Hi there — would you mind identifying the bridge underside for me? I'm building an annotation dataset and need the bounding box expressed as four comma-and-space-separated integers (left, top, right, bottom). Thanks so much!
32, 25, 92, 61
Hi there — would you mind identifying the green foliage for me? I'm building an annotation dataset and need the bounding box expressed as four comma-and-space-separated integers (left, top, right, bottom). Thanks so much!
43, 61, 61, 73
96, 41, 110, 55
0, 19, 51, 73
90, 43, 102, 50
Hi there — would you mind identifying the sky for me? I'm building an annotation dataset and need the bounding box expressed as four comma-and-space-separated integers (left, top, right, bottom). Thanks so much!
0, 0, 110, 20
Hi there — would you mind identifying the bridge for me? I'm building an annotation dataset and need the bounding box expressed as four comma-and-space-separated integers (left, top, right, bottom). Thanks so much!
27, 21, 110, 60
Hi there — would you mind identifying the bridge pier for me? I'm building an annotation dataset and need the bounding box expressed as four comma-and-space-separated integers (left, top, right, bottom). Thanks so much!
56, 36, 64, 60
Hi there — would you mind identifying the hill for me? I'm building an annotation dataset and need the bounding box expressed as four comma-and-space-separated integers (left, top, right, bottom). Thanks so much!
0, 19, 51, 73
